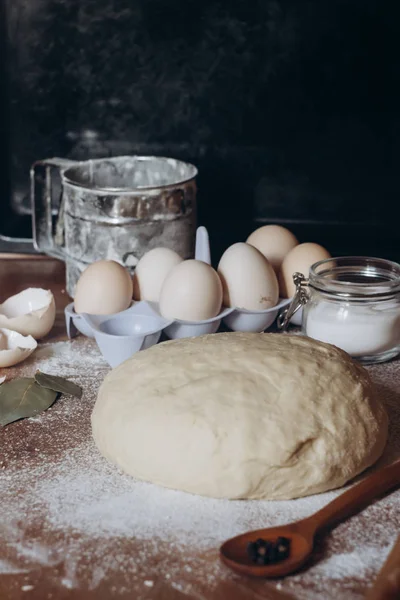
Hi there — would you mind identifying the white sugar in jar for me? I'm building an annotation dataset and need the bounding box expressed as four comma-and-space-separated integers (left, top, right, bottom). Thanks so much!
301, 257, 400, 363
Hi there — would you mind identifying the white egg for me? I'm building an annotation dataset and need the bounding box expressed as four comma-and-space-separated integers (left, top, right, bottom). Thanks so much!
246, 225, 298, 273
0, 288, 56, 339
0, 328, 37, 368
218, 243, 279, 310
279, 242, 331, 297
159, 260, 222, 321
132, 248, 183, 303
74, 260, 133, 315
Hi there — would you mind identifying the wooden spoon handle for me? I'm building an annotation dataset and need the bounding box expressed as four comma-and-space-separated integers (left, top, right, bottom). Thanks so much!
303, 460, 400, 534
365, 534, 400, 600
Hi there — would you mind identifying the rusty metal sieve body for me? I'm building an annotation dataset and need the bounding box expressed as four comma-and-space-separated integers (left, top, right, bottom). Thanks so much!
31, 155, 198, 297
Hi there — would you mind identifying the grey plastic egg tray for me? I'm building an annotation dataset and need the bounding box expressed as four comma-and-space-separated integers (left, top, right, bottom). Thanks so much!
64, 227, 291, 367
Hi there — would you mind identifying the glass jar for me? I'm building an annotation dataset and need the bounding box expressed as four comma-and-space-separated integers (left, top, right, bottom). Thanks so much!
283, 257, 400, 364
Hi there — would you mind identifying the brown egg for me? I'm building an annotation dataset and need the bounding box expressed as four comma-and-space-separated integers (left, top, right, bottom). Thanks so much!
133, 248, 183, 303
279, 243, 331, 297
246, 225, 298, 273
218, 243, 279, 310
159, 260, 222, 321
74, 260, 133, 315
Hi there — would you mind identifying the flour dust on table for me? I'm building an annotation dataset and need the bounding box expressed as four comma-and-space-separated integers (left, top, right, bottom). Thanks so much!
1, 336, 400, 599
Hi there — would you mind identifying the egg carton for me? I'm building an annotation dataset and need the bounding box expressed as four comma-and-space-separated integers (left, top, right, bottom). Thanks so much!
65, 227, 291, 367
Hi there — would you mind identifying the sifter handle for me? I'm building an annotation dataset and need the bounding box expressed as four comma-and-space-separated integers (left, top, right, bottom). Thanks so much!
30, 157, 76, 259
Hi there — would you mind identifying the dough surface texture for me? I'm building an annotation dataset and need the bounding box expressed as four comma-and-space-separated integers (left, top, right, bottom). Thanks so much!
91, 333, 388, 500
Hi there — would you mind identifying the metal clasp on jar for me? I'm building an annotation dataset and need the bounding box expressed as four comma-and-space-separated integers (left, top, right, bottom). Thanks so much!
277, 272, 309, 331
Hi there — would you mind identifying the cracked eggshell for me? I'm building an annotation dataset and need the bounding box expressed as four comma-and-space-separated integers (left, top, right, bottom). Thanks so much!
0, 328, 37, 368
0, 288, 56, 339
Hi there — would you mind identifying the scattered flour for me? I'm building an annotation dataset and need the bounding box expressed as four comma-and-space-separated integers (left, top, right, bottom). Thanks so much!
311, 545, 395, 581
0, 559, 28, 575
0, 338, 399, 599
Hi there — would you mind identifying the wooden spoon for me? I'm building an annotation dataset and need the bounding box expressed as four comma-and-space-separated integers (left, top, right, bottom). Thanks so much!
220, 459, 400, 578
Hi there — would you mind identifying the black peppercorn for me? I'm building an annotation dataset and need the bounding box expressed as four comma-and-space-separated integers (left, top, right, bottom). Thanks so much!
246, 536, 291, 565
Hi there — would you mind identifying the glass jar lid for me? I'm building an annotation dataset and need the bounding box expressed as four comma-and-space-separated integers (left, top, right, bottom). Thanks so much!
309, 256, 400, 299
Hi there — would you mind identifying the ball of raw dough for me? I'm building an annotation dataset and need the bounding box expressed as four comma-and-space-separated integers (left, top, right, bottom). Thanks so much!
91, 333, 388, 500
246, 225, 298, 273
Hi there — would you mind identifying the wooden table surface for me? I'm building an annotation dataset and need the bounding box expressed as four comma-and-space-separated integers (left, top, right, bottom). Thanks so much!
0, 256, 400, 600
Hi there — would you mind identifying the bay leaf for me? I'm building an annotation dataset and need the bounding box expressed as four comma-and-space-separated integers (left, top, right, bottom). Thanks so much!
34, 371, 82, 398
0, 378, 58, 427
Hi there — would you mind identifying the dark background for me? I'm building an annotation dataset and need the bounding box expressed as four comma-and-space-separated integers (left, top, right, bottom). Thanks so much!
1, 0, 399, 260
